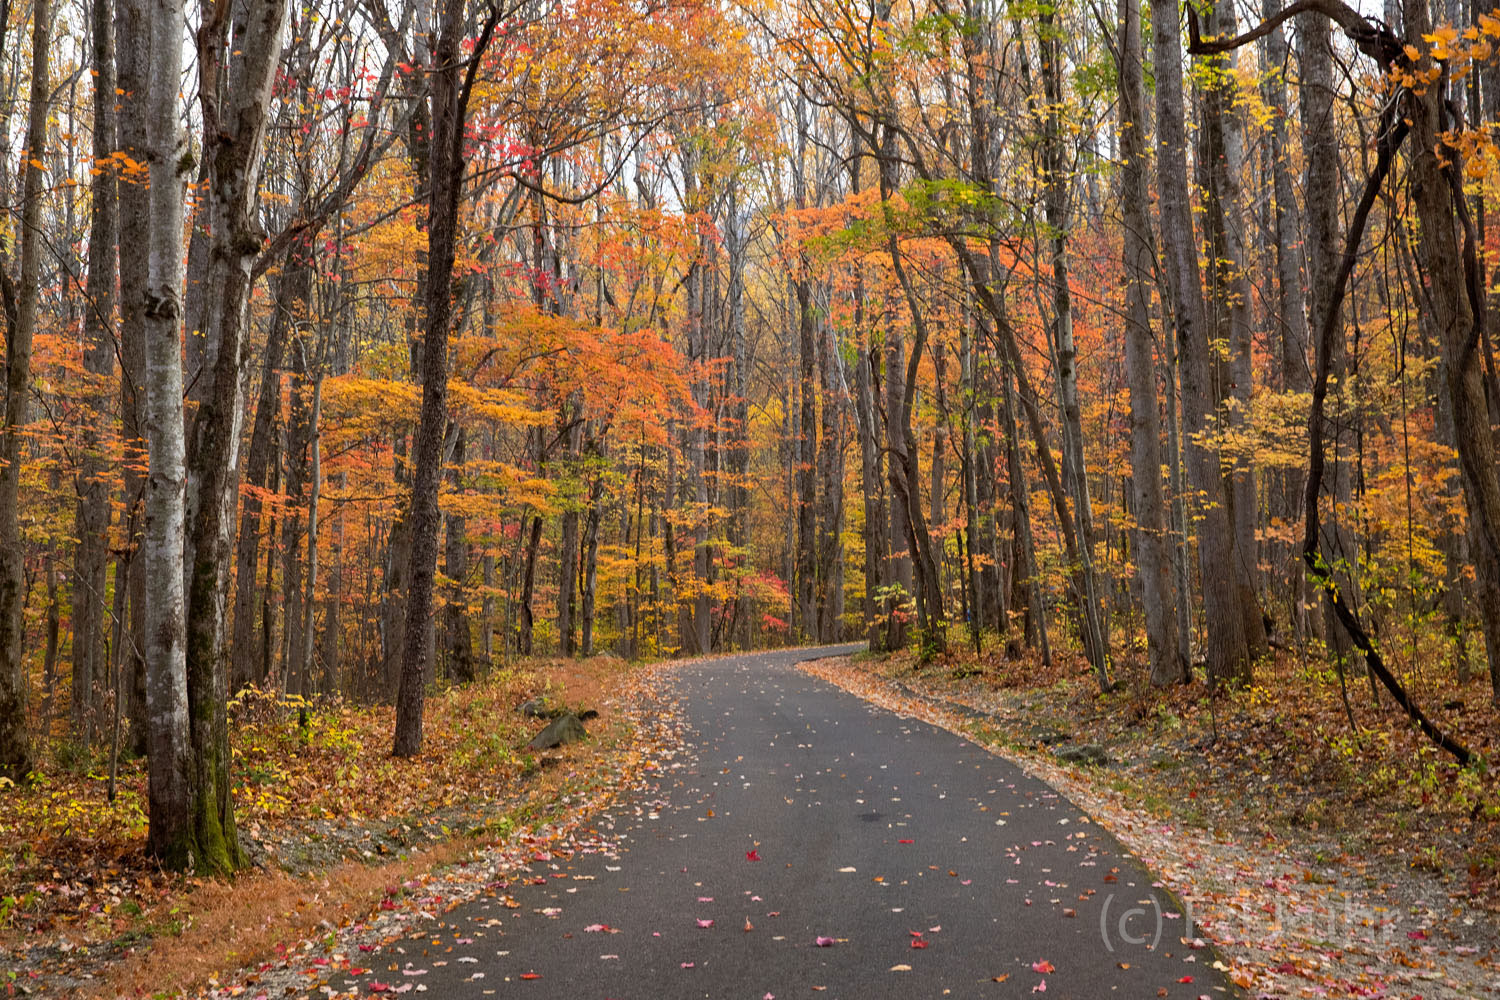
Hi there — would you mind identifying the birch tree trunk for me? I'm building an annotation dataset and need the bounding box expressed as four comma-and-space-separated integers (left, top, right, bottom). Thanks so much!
128, 0, 194, 862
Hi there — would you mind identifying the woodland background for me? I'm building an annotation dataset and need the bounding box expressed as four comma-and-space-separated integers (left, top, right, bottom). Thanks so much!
0, 0, 1498, 930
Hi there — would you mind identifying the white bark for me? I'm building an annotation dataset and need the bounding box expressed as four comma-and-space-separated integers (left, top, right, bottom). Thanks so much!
134, 0, 193, 861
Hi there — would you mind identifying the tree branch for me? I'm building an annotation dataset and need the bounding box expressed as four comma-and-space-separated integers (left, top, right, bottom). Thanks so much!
1187, 0, 1404, 69
1301, 107, 1473, 766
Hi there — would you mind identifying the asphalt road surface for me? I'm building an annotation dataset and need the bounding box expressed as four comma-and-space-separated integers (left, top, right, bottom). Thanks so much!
393, 646, 1233, 999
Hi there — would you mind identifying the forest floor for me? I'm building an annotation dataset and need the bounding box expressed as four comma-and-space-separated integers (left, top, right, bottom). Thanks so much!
0, 652, 687, 998
799, 641, 1500, 999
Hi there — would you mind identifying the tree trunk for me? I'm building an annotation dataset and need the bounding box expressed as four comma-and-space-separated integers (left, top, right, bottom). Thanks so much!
557, 414, 580, 656
114, 0, 150, 755
1263, 0, 1313, 639
73, 0, 119, 748
232, 247, 310, 691
817, 300, 845, 642
883, 299, 913, 650
444, 427, 474, 683
1200, 0, 1266, 659
1039, 6, 1109, 686
395, 0, 498, 755
1119, 0, 1185, 684
480, 550, 496, 666
580, 464, 601, 657
1003, 362, 1049, 664
854, 286, 886, 651
178, 0, 289, 874
300, 376, 322, 693
1301, 10, 1359, 664
1152, 0, 1254, 685
1402, 0, 1500, 701
795, 278, 819, 640
519, 512, 543, 656
129, 0, 193, 863
959, 313, 986, 650
282, 330, 312, 695
0, 0, 51, 783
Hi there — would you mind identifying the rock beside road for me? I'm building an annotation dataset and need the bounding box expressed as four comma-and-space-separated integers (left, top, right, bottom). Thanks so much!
1051, 742, 1113, 766
526, 713, 589, 750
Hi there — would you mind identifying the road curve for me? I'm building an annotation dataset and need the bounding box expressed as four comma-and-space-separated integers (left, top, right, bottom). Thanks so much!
380, 646, 1233, 999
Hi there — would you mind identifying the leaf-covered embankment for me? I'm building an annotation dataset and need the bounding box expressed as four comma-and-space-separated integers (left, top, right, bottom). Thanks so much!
0, 654, 682, 997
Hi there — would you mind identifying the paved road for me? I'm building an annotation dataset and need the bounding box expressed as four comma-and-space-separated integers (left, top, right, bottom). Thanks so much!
396, 647, 1233, 999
